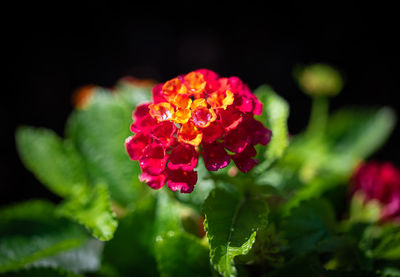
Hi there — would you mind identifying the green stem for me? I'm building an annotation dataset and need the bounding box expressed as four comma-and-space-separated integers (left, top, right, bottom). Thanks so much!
306, 96, 329, 138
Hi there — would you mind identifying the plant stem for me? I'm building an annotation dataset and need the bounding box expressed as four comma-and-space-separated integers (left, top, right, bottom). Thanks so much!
306, 96, 329, 138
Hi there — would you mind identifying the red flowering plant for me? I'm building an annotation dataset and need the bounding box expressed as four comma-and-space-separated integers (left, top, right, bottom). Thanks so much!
125, 69, 271, 193
10, 65, 400, 276
350, 161, 400, 222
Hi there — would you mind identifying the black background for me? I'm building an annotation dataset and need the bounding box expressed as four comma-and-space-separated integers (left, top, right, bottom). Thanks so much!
3, 3, 399, 205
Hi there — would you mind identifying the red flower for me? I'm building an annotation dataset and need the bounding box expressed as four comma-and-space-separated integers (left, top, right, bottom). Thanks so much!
351, 161, 400, 222
166, 168, 198, 193
168, 143, 198, 171
125, 69, 272, 193
202, 142, 231, 171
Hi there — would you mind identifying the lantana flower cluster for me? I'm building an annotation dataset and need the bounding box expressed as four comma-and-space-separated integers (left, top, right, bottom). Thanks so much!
351, 161, 400, 222
125, 69, 271, 193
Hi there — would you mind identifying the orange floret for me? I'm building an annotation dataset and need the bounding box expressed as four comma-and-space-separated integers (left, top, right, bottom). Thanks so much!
184, 72, 206, 98
173, 108, 191, 124
149, 102, 175, 122
172, 93, 192, 109
162, 78, 187, 101
207, 90, 234, 110
178, 122, 203, 146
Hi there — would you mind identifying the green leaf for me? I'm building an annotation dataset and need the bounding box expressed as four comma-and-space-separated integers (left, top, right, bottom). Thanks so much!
326, 107, 396, 166
113, 77, 152, 107
254, 85, 290, 171
66, 91, 141, 207
15, 127, 87, 198
57, 184, 118, 241
29, 239, 103, 274
281, 198, 336, 255
155, 232, 211, 277
372, 225, 400, 260
0, 200, 89, 273
102, 195, 158, 277
203, 187, 269, 277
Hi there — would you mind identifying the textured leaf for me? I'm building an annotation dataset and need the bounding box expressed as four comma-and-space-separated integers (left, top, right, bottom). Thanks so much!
66, 91, 141, 206
15, 127, 87, 198
155, 232, 211, 277
0, 200, 89, 273
102, 195, 158, 277
281, 198, 336, 255
203, 187, 269, 277
254, 85, 289, 171
57, 184, 117, 241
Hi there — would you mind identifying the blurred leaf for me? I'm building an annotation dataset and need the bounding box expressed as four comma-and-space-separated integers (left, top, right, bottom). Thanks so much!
15, 127, 87, 198
281, 198, 336, 255
326, 107, 396, 167
254, 85, 289, 171
57, 184, 117, 241
155, 190, 185, 235
267, 254, 321, 277
203, 187, 269, 277
372, 225, 400, 260
66, 91, 141, 207
0, 267, 83, 277
29, 239, 103, 274
154, 190, 211, 276
113, 78, 152, 107
0, 200, 89, 273
155, 232, 211, 277
102, 195, 158, 277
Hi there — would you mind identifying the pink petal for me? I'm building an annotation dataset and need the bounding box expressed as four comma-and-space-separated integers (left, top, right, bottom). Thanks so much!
202, 122, 224, 144
168, 143, 198, 171
140, 171, 166, 190
125, 133, 151, 160
224, 125, 249, 154
152, 121, 177, 147
202, 142, 231, 171
231, 145, 258, 173
166, 168, 198, 193
130, 103, 157, 134
218, 107, 243, 131
139, 143, 167, 175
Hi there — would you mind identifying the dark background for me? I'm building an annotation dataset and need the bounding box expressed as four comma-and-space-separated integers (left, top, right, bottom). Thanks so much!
3, 4, 399, 205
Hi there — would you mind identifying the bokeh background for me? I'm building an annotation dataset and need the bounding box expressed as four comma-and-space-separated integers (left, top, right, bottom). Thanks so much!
3, 4, 399, 206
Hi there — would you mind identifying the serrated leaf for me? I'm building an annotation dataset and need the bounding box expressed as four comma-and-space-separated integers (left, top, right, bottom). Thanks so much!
155, 232, 211, 277
281, 198, 336, 255
66, 91, 141, 206
254, 85, 289, 171
57, 184, 117, 241
203, 187, 269, 277
0, 200, 89, 273
15, 127, 87, 198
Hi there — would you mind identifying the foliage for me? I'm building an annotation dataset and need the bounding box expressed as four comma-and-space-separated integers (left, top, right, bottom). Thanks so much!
8, 68, 400, 276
